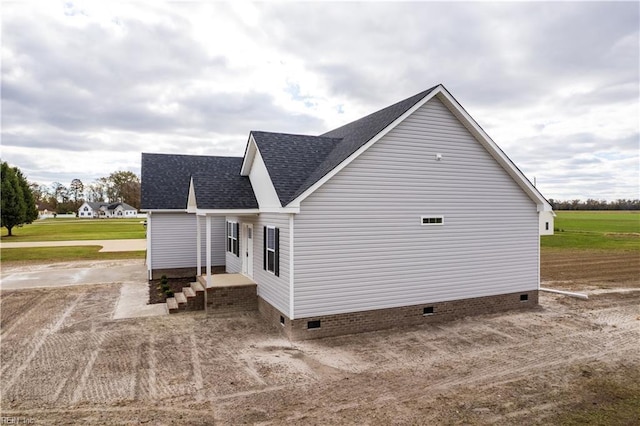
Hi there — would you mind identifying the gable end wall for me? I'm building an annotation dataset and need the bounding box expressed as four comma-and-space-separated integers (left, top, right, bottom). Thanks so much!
293, 97, 539, 318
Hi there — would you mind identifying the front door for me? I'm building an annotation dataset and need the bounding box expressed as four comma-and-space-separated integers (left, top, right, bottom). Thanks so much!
243, 224, 253, 277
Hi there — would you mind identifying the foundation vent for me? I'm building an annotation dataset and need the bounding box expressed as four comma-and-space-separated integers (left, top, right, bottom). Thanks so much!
307, 320, 321, 329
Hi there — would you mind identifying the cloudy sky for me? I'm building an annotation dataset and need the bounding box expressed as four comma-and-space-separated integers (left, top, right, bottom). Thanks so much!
2, 1, 638, 201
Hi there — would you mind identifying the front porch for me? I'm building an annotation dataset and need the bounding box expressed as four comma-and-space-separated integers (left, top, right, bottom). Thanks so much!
167, 273, 258, 314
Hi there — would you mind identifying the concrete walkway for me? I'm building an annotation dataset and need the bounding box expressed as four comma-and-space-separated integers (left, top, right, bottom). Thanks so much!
0, 239, 146, 252
0, 259, 167, 319
0, 259, 148, 290
112, 281, 168, 319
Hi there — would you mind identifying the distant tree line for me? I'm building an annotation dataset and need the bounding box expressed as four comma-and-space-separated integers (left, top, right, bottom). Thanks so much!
30, 170, 141, 214
548, 199, 640, 210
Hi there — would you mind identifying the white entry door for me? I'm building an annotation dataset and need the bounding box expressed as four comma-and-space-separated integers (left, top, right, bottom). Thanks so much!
243, 224, 253, 277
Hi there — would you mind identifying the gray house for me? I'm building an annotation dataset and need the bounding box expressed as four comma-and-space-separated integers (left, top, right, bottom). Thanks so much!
141, 84, 554, 339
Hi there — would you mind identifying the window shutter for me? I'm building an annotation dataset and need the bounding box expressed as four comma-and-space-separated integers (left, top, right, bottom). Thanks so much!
234, 222, 240, 257
263, 226, 267, 270
226, 222, 231, 252
274, 227, 280, 277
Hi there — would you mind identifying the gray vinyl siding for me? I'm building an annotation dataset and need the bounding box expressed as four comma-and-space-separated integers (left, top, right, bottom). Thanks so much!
293, 97, 539, 318
149, 213, 225, 270
226, 214, 290, 315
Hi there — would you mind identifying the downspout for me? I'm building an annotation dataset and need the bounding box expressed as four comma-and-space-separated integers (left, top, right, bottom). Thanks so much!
540, 287, 588, 300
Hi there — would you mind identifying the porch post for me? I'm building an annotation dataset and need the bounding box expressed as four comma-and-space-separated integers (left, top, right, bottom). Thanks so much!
196, 214, 202, 276
206, 215, 212, 288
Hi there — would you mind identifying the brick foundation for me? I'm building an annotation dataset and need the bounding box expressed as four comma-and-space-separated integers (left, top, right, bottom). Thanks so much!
207, 284, 258, 313
258, 291, 539, 340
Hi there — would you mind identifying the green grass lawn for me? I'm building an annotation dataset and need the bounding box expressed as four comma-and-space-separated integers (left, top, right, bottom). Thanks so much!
0, 246, 146, 262
1, 217, 146, 242
542, 211, 640, 251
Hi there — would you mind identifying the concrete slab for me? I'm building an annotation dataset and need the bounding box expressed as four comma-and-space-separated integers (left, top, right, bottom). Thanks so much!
112, 281, 168, 319
0, 239, 146, 252
199, 273, 257, 288
0, 259, 147, 290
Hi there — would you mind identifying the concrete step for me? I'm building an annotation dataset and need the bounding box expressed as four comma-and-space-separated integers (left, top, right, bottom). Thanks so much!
183, 287, 195, 298
167, 298, 179, 314
191, 281, 205, 293
175, 292, 187, 308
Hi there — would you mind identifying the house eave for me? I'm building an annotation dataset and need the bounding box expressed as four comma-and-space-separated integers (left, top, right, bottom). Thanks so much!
195, 208, 261, 216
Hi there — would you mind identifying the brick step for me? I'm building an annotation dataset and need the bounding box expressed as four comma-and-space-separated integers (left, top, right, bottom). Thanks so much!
175, 292, 187, 308
167, 298, 179, 314
183, 287, 195, 298
191, 281, 205, 293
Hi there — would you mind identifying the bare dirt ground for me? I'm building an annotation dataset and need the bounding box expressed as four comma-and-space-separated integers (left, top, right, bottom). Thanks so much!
1, 250, 639, 425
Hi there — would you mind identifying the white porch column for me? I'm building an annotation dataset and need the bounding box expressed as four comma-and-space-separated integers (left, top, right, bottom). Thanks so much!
196, 214, 202, 276
206, 215, 212, 288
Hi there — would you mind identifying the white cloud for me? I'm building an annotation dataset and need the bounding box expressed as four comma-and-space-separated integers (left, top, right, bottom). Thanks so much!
1, 1, 638, 201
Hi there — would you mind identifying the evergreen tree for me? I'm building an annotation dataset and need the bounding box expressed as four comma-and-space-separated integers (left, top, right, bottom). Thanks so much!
1, 162, 37, 236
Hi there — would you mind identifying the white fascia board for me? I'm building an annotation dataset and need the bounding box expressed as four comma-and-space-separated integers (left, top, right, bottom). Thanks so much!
287, 86, 442, 208
195, 209, 260, 216
435, 88, 553, 212
259, 206, 300, 214
186, 176, 197, 213
240, 134, 257, 176
248, 144, 282, 209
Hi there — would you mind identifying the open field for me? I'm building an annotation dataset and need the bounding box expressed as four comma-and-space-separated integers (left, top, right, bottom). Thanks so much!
542, 210, 640, 250
1, 218, 146, 242
1, 252, 639, 425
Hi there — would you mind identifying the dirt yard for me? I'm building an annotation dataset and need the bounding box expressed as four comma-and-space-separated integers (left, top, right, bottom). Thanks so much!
1, 250, 639, 425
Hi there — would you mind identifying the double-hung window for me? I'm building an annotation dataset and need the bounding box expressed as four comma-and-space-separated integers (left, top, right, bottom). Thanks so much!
263, 226, 279, 276
227, 221, 239, 257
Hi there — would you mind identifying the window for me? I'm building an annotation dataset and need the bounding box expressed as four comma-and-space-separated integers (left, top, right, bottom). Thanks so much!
83, 206, 89, 211
545, 222, 549, 231
263, 226, 279, 276
421, 216, 444, 226
227, 221, 239, 257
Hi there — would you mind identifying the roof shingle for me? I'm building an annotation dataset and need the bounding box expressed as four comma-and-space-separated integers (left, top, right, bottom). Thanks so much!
141, 153, 257, 210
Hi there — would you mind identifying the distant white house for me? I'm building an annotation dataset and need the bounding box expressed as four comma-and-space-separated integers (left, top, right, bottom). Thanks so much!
78, 201, 138, 218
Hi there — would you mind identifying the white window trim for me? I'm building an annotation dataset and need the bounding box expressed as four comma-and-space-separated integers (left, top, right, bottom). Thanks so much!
227, 221, 238, 254
266, 226, 276, 274
421, 215, 444, 226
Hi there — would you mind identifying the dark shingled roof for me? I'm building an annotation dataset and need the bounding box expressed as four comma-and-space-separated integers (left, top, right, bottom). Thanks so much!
142, 87, 439, 209
252, 86, 438, 205
141, 153, 257, 210
250, 131, 342, 206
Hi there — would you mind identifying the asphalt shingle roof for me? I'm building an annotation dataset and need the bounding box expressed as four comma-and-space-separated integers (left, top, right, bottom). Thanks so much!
251, 86, 437, 205
141, 153, 257, 210
250, 131, 342, 206
142, 87, 439, 210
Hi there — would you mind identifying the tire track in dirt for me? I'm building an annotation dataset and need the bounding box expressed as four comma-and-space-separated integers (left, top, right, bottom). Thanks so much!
71, 327, 108, 404
2, 291, 85, 392
189, 332, 205, 402
0, 292, 54, 339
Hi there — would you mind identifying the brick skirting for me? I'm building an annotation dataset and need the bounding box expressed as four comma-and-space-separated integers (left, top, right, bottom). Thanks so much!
207, 284, 258, 313
259, 290, 539, 340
